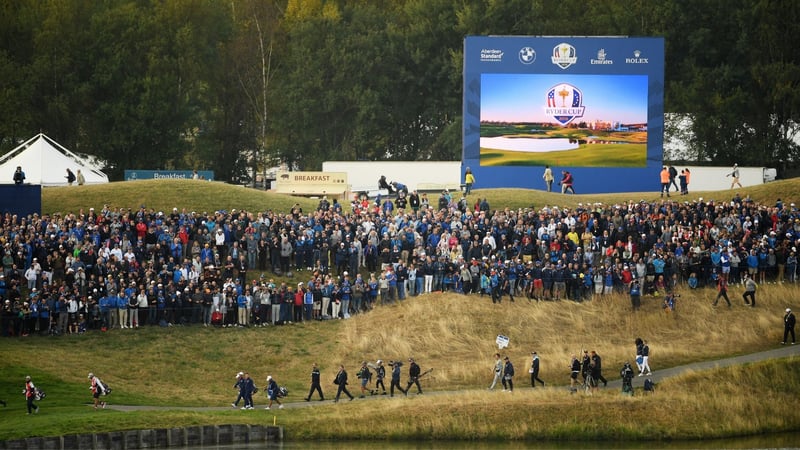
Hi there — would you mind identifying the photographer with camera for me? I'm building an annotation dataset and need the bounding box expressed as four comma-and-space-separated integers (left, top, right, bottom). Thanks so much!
405, 357, 423, 395
356, 361, 372, 398
620, 362, 634, 395
374, 360, 387, 395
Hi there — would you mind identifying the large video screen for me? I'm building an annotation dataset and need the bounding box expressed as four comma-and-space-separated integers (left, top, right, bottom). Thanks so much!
463, 37, 664, 193
481, 73, 648, 167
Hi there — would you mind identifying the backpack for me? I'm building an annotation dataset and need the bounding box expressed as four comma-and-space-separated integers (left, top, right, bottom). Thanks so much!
98, 378, 112, 396
643, 378, 655, 392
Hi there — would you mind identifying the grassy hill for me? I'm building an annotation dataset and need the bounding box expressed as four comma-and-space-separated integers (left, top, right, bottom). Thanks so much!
0, 178, 797, 442
39, 176, 799, 217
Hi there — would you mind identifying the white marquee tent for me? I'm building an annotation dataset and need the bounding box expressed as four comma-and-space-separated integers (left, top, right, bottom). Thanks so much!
0, 133, 108, 186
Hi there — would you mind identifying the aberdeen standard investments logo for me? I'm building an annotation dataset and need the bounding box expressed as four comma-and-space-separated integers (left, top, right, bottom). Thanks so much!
519, 47, 536, 64
551, 43, 577, 69
545, 84, 585, 126
480, 48, 504, 62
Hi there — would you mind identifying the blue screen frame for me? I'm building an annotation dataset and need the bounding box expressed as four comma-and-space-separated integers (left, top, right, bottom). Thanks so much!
462, 36, 665, 194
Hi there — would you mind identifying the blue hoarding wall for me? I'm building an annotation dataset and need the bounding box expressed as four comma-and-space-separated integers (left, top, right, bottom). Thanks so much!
0, 184, 41, 218
462, 36, 664, 194
124, 170, 214, 181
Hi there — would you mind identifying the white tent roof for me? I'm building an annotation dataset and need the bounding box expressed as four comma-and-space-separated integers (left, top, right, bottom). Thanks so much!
0, 133, 108, 186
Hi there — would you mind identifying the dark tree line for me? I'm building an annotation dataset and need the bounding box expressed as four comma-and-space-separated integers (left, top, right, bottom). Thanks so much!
0, 0, 797, 182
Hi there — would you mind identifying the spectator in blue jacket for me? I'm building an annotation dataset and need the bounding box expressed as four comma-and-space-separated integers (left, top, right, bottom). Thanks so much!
501, 356, 514, 392
265, 375, 283, 409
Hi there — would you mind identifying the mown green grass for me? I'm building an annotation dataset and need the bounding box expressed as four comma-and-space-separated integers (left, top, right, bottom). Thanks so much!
41, 179, 321, 216
480, 125, 646, 144
480, 144, 646, 167
38, 175, 799, 217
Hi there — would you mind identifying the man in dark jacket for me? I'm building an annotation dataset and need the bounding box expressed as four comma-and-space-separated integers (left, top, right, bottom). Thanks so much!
304, 363, 324, 402
590, 350, 608, 387
389, 360, 406, 397
530, 352, 545, 388
231, 372, 245, 408
242, 372, 256, 409
405, 357, 423, 394
783, 308, 796, 345
501, 356, 515, 391
334, 365, 354, 402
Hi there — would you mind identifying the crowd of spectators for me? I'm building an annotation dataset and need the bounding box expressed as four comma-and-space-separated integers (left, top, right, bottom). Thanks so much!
2, 190, 799, 337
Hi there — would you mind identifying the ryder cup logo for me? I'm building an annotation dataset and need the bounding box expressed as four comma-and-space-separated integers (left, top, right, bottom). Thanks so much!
519, 47, 536, 64
545, 84, 586, 126
551, 43, 577, 69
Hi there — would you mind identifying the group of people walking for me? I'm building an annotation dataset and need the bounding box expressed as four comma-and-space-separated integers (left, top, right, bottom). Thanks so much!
231, 371, 285, 410
659, 166, 692, 197
488, 352, 545, 392
12, 371, 108, 415
236, 358, 430, 408
327, 358, 426, 402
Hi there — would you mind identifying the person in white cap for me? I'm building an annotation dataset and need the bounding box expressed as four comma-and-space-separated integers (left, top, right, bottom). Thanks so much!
231, 372, 245, 408
24, 375, 38, 414
265, 375, 283, 409
88, 372, 107, 409
783, 308, 796, 345
373, 360, 387, 395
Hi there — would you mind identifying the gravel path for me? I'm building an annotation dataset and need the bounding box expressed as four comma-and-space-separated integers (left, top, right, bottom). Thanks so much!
107, 344, 799, 412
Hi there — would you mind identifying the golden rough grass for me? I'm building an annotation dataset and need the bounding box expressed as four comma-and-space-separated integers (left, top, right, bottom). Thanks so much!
280, 357, 800, 441
330, 283, 791, 391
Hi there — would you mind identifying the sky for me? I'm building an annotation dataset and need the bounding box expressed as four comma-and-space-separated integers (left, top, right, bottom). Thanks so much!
480, 73, 648, 124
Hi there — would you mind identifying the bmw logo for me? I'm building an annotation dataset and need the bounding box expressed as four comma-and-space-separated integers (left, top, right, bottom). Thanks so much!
519, 47, 536, 64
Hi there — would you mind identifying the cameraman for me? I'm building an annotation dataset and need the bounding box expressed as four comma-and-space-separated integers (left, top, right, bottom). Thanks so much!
620, 362, 634, 395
